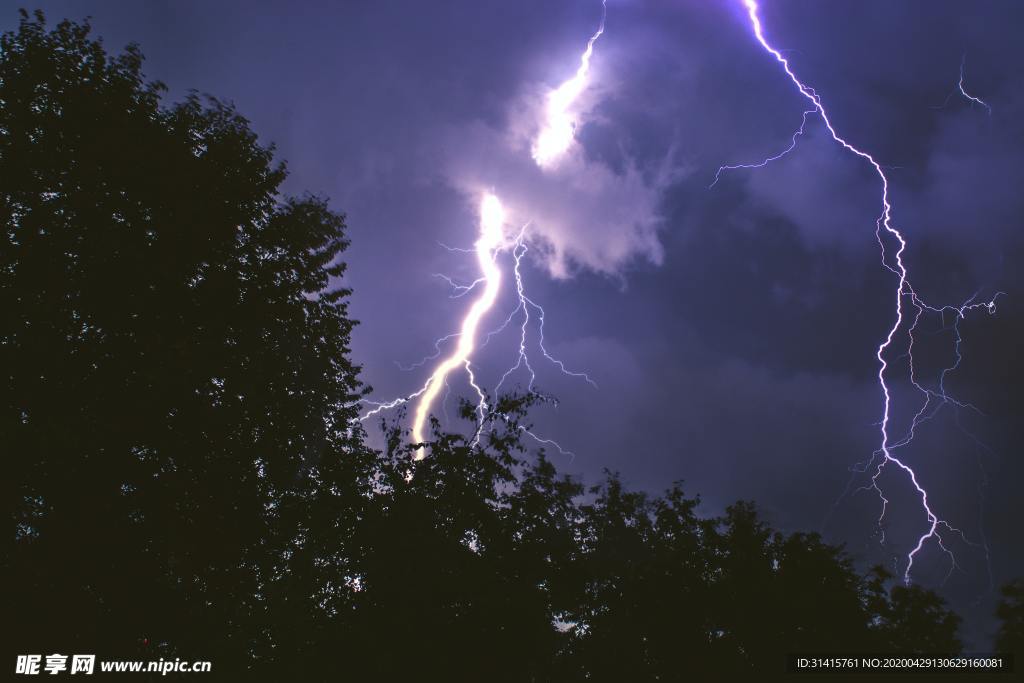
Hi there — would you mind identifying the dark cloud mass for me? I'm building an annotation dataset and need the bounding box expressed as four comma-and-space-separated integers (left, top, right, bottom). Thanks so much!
10, 0, 1023, 646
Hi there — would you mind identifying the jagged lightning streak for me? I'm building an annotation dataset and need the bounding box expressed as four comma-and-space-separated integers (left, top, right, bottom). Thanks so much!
533, 0, 607, 168
363, 4, 605, 456
956, 56, 993, 115
709, 108, 815, 188
936, 55, 993, 115
734, 0, 1000, 583
495, 229, 598, 396
363, 206, 595, 456
407, 193, 506, 452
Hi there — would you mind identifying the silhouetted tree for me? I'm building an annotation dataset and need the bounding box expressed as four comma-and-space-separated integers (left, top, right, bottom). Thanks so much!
995, 579, 1024, 657
343, 400, 571, 681
2, 12, 970, 681
882, 582, 963, 654
554, 493, 962, 680
2, 11, 366, 675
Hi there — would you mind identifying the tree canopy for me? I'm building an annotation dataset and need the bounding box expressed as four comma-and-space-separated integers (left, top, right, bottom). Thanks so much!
2, 11, 1014, 681
2, 10, 366, 670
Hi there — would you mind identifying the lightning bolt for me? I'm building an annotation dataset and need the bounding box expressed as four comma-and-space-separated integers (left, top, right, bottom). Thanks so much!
359, 194, 505, 454
730, 0, 1001, 583
363, 3, 606, 455
935, 55, 993, 115
406, 192, 506, 452
362, 199, 595, 457
956, 56, 993, 115
533, 0, 607, 168
710, 108, 815, 188
495, 230, 598, 396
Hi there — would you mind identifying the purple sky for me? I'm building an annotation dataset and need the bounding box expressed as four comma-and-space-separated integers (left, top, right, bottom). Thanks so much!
9, 0, 1023, 646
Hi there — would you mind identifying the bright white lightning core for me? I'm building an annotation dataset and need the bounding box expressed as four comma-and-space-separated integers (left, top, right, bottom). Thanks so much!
532, 1, 607, 168
362, 3, 606, 457
410, 193, 506, 452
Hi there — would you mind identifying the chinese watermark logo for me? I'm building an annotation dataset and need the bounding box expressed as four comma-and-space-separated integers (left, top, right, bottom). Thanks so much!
16, 654, 209, 675
16, 655, 94, 675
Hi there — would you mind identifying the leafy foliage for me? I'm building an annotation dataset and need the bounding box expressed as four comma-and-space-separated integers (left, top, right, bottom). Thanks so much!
2, 10, 366, 673
996, 579, 1024, 659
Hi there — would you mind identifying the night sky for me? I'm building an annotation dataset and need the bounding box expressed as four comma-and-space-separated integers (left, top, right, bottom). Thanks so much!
10, 0, 1022, 646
